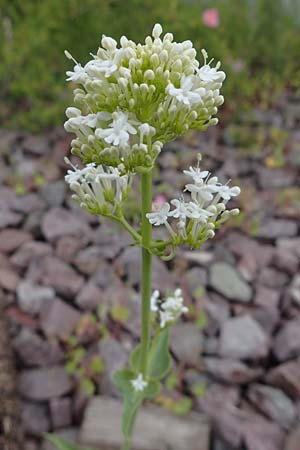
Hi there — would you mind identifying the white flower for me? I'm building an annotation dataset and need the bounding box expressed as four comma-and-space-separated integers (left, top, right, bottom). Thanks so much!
159, 310, 175, 328
146, 202, 170, 226
151, 290, 160, 312
166, 75, 205, 106
183, 166, 209, 183
185, 179, 218, 202
198, 64, 225, 83
186, 202, 214, 222
66, 64, 88, 83
168, 199, 189, 219
82, 112, 111, 128
131, 373, 148, 392
159, 288, 188, 328
96, 110, 137, 147
214, 184, 241, 201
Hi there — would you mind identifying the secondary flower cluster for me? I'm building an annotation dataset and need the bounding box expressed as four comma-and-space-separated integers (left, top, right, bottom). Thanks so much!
64, 157, 133, 216
151, 288, 188, 328
64, 23, 225, 172
146, 155, 240, 249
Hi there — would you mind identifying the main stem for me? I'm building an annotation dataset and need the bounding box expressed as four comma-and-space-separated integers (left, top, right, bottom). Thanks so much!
139, 170, 153, 376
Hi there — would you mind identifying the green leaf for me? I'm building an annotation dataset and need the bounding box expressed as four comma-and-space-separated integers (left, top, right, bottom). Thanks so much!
122, 393, 142, 439
80, 378, 95, 397
89, 356, 105, 374
172, 396, 192, 416
148, 328, 172, 379
129, 345, 141, 372
129, 329, 172, 380
45, 434, 92, 450
144, 379, 161, 399
113, 368, 135, 395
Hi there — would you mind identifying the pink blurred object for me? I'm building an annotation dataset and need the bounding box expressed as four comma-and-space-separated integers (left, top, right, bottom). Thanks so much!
203, 8, 220, 28
152, 194, 167, 211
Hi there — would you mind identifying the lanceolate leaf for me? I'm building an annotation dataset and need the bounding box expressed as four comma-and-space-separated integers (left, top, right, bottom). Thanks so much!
148, 328, 172, 379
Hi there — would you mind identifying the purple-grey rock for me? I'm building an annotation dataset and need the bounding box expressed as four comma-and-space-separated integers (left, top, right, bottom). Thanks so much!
266, 359, 300, 398
17, 280, 55, 315
41, 298, 81, 338
219, 315, 270, 360
50, 397, 72, 429
19, 366, 72, 400
203, 357, 263, 384
21, 402, 50, 435
273, 319, 300, 361
247, 384, 296, 430
13, 328, 64, 367
209, 262, 252, 303
170, 323, 203, 366
42, 207, 90, 242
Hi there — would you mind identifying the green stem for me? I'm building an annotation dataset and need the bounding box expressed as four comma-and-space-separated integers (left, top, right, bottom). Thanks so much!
118, 216, 141, 243
139, 170, 153, 376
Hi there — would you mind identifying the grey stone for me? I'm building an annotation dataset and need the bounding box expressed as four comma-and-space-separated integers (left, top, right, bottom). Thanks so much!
254, 285, 281, 309
55, 236, 85, 263
42, 207, 90, 242
13, 328, 64, 367
50, 397, 72, 429
80, 396, 210, 450
220, 315, 270, 360
170, 323, 203, 366
40, 180, 66, 207
257, 267, 289, 289
266, 359, 300, 398
75, 282, 104, 310
0, 267, 20, 291
19, 366, 72, 400
0, 209, 22, 228
273, 319, 300, 361
11, 241, 52, 268
256, 219, 298, 239
210, 262, 252, 303
244, 419, 285, 450
98, 337, 129, 397
202, 294, 230, 335
74, 246, 108, 275
247, 384, 296, 430
41, 298, 81, 338
277, 237, 300, 258
17, 280, 55, 315
0, 229, 32, 253
285, 425, 300, 450
203, 357, 263, 384
186, 267, 208, 298
257, 167, 296, 189
12, 193, 45, 214
21, 402, 50, 435
34, 256, 84, 299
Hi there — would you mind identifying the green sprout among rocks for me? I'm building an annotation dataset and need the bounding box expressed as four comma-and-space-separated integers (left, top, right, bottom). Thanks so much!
47, 23, 240, 450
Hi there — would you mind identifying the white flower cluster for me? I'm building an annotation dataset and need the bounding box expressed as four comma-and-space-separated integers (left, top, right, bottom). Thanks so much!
64, 157, 133, 215
146, 155, 240, 249
151, 288, 188, 328
64, 23, 225, 172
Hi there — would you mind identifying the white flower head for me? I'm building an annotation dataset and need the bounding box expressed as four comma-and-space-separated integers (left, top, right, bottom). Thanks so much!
131, 373, 148, 392
146, 202, 170, 226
